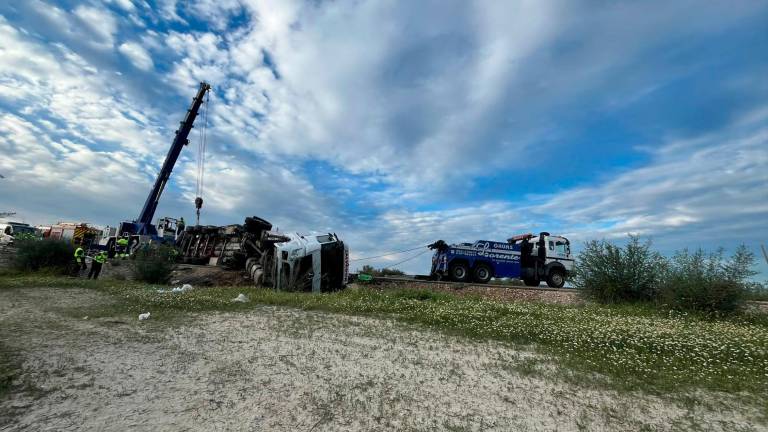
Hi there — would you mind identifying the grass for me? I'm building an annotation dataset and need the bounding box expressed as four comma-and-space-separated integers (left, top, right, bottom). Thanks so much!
1, 274, 767, 398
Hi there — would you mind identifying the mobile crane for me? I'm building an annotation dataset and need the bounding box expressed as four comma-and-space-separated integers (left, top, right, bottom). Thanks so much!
104, 82, 211, 255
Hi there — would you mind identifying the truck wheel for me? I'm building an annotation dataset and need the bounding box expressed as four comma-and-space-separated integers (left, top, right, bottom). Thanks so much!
546, 270, 565, 288
473, 264, 492, 284
449, 262, 469, 282
523, 277, 540, 287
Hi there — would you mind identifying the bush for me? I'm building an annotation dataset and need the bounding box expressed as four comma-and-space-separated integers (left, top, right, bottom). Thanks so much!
131, 245, 177, 284
12, 238, 74, 273
745, 281, 768, 301
660, 246, 755, 313
573, 236, 667, 303
359, 265, 405, 276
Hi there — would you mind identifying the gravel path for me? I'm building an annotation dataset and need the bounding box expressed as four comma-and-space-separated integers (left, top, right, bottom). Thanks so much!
0, 287, 763, 431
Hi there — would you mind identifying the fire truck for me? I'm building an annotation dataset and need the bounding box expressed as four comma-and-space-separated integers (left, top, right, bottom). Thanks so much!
428, 232, 573, 288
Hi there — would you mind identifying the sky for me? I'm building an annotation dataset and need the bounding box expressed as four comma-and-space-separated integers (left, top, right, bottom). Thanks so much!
0, 0, 766, 277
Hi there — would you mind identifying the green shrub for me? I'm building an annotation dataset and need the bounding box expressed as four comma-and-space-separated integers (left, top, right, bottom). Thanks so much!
12, 238, 74, 273
359, 265, 406, 276
660, 246, 755, 313
745, 281, 768, 301
131, 245, 177, 284
573, 236, 667, 303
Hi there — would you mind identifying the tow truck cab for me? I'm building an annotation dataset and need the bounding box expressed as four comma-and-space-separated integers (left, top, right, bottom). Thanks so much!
429, 232, 573, 288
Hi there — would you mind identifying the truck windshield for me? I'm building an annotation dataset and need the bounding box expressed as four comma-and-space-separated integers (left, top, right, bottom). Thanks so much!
11, 224, 35, 235
555, 241, 567, 254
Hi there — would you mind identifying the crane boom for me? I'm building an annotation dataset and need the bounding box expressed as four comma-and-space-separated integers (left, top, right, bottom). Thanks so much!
132, 81, 210, 235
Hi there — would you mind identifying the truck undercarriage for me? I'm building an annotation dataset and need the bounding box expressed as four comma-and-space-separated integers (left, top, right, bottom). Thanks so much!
176, 216, 348, 292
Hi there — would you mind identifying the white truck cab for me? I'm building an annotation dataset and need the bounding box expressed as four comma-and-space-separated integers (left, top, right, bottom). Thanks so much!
271, 232, 349, 292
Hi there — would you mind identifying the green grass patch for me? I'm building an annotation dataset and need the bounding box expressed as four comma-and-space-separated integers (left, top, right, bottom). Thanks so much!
1, 274, 767, 396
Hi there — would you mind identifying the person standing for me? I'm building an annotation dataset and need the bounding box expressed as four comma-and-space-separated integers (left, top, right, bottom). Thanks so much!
73, 247, 86, 276
116, 236, 129, 258
177, 217, 185, 236
88, 251, 107, 280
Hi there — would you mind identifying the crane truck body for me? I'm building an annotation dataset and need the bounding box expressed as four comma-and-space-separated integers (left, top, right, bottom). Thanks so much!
429, 232, 573, 288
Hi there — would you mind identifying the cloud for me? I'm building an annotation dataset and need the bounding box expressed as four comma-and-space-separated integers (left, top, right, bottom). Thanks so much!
153, 0, 766, 205
108, 0, 136, 13
118, 41, 154, 70
73, 5, 118, 49
0, 112, 149, 224
532, 109, 768, 246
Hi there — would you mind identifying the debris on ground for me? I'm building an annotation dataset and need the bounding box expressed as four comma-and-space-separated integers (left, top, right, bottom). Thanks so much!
158, 283, 194, 294
138, 312, 151, 321
231, 293, 248, 303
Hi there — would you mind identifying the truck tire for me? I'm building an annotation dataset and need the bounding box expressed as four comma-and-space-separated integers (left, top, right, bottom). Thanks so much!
449, 262, 470, 282
473, 263, 492, 284
523, 277, 540, 287
546, 269, 565, 288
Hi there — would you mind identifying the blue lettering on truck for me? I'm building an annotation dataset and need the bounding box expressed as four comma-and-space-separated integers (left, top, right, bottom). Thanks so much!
433, 241, 523, 278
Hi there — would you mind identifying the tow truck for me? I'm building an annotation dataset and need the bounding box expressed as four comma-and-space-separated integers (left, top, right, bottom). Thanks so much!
428, 232, 573, 288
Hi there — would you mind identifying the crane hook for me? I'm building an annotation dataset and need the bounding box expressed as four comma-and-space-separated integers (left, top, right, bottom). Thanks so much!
195, 196, 203, 225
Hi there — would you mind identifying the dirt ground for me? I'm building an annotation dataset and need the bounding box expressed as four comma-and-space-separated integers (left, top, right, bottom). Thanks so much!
0, 287, 764, 431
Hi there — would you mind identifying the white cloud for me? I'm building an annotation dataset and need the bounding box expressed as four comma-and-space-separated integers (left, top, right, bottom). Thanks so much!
533, 116, 768, 246
157, 0, 766, 204
109, 0, 136, 12
118, 41, 154, 70
0, 18, 166, 157
73, 5, 118, 49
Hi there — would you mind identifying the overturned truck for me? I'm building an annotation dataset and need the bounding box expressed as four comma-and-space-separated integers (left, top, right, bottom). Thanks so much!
177, 216, 349, 292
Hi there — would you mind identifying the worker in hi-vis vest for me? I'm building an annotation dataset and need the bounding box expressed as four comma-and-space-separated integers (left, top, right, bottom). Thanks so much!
88, 251, 107, 280
116, 236, 130, 258
73, 247, 86, 276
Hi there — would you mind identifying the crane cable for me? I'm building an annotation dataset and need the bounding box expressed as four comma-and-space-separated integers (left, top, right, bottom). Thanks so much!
350, 244, 430, 262
386, 249, 432, 268
195, 89, 210, 225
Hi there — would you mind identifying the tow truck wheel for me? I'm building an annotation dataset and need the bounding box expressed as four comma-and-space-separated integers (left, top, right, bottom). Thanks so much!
523, 277, 540, 287
449, 262, 469, 282
473, 264, 492, 284
546, 269, 565, 288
